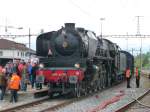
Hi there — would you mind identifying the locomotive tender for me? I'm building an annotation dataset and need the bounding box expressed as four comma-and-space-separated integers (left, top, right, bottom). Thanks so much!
36, 23, 134, 97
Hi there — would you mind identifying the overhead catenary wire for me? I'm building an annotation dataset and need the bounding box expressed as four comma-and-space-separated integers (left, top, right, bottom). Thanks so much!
67, 0, 98, 19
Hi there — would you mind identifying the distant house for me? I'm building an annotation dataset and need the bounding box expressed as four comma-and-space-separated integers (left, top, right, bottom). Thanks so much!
0, 39, 35, 65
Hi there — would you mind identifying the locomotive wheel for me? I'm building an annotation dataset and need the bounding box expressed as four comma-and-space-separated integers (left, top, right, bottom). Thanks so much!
104, 74, 107, 88
101, 66, 106, 88
48, 83, 53, 98
94, 81, 99, 92
48, 93, 53, 98
84, 88, 88, 96
99, 75, 103, 89
101, 74, 104, 88
83, 82, 88, 96
101, 75, 104, 88
97, 79, 101, 90
98, 66, 103, 90
108, 75, 111, 87
102, 74, 107, 88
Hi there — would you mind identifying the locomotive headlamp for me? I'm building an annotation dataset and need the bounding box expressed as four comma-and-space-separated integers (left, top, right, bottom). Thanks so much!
74, 63, 80, 68
95, 65, 99, 70
39, 63, 44, 68
75, 71, 80, 75
63, 41, 68, 48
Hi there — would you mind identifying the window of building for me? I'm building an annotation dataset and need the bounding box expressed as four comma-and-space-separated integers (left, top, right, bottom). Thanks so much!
18, 52, 19, 56
0, 51, 3, 56
25, 52, 28, 57
21, 52, 24, 57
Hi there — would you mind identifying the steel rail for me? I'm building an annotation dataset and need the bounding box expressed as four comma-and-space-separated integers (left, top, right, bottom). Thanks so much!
115, 89, 150, 112
0, 96, 49, 112
0, 80, 125, 112
39, 81, 125, 112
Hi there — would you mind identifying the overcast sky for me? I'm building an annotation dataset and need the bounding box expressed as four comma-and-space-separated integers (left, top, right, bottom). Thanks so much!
0, 0, 150, 54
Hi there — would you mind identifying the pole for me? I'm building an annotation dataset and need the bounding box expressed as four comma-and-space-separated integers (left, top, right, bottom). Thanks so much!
136, 16, 140, 35
132, 48, 134, 56
136, 16, 143, 35
12, 37, 15, 63
29, 28, 31, 59
101, 20, 102, 38
126, 37, 128, 51
140, 38, 142, 70
100, 18, 105, 39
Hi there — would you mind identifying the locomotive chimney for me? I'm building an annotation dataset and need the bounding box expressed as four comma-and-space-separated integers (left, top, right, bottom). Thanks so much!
64, 23, 75, 29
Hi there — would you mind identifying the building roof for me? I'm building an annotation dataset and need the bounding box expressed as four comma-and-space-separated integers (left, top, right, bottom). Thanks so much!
0, 39, 34, 52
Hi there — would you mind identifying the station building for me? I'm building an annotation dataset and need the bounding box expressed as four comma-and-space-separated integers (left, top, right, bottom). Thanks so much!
0, 39, 35, 65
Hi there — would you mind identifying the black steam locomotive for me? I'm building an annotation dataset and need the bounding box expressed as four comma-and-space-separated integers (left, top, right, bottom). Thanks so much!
36, 23, 134, 97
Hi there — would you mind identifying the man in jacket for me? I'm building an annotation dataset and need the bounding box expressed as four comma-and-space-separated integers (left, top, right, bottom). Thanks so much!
135, 67, 141, 88
0, 67, 7, 100
8, 72, 21, 103
31, 62, 38, 89
20, 62, 28, 91
126, 68, 131, 88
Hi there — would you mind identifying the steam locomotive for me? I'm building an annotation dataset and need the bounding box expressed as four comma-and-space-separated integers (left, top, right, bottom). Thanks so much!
36, 23, 134, 97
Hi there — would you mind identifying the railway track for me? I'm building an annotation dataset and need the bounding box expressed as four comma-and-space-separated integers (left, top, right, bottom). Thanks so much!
1, 89, 149, 112
0, 75, 149, 112
1, 91, 103, 112
0, 95, 71, 112
47, 75, 149, 112
0, 93, 93, 112
0, 81, 122, 112
125, 91, 150, 112
0, 96, 50, 112
12, 99, 69, 112
39, 82, 126, 112
115, 89, 150, 112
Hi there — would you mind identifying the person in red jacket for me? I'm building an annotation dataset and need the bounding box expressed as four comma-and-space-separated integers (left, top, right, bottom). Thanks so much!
0, 67, 7, 100
126, 68, 131, 88
8, 72, 21, 103
135, 67, 141, 88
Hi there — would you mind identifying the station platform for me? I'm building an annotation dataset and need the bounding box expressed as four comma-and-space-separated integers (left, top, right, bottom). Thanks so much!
0, 85, 48, 111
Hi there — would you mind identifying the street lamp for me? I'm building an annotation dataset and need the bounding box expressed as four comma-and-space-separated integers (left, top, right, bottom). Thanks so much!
140, 38, 142, 70
27, 28, 43, 59
5, 26, 23, 33
136, 16, 143, 70
28, 28, 31, 60
126, 32, 129, 51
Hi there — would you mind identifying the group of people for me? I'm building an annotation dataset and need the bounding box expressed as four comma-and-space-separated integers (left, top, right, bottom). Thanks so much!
126, 67, 141, 88
0, 60, 40, 103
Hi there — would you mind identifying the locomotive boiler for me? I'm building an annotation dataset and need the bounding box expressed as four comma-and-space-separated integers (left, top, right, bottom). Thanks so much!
36, 23, 134, 97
